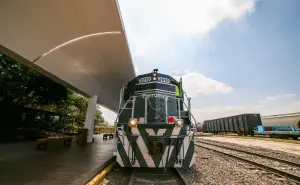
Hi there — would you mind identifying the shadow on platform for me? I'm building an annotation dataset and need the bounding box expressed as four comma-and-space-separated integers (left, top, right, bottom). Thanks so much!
0, 134, 116, 185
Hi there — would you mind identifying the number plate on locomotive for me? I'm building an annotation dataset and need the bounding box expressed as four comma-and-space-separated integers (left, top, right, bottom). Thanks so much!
139, 76, 151, 83
138, 76, 170, 84
158, 77, 170, 84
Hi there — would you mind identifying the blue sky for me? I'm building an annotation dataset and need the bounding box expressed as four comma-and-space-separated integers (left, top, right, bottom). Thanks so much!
101, 0, 300, 123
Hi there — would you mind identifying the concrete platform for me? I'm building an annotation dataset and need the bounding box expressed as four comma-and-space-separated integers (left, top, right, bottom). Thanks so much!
0, 134, 116, 185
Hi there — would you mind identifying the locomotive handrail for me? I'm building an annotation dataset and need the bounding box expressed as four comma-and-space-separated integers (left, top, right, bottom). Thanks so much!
118, 86, 125, 111
115, 93, 198, 139
116, 94, 197, 125
114, 96, 134, 136
176, 95, 197, 128
183, 90, 198, 140
183, 91, 197, 125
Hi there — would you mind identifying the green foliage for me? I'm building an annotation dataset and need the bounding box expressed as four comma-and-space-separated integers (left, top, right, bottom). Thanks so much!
55, 91, 105, 131
94, 109, 104, 124
0, 53, 105, 132
94, 126, 115, 133
0, 53, 67, 107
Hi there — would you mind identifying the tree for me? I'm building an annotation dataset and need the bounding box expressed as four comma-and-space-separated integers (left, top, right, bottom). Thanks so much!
55, 91, 88, 128
0, 53, 67, 107
0, 52, 106, 132
94, 108, 104, 125
55, 92, 105, 131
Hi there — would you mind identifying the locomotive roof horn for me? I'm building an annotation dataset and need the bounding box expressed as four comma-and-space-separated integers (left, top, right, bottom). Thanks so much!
153, 68, 158, 73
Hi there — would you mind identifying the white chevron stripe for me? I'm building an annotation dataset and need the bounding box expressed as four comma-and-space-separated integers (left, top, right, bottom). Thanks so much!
182, 136, 190, 158
117, 150, 124, 167
117, 130, 135, 165
159, 126, 182, 167
157, 129, 166, 136
189, 152, 196, 167
146, 128, 167, 136
188, 128, 195, 136
158, 146, 168, 167
145, 128, 155, 136
174, 136, 190, 168
158, 146, 169, 167
131, 127, 156, 167
131, 158, 140, 167
159, 145, 174, 167
174, 161, 182, 167
170, 127, 181, 138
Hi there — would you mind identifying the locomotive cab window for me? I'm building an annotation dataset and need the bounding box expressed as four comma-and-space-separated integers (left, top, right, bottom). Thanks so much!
134, 83, 176, 92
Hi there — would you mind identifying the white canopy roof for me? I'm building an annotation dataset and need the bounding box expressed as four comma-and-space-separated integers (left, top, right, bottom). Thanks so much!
0, 0, 136, 112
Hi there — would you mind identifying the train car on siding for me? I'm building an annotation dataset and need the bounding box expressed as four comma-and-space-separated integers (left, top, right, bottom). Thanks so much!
114, 69, 197, 169
262, 112, 300, 129
202, 113, 262, 136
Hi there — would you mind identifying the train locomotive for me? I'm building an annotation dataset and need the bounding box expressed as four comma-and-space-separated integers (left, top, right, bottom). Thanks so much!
114, 69, 197, 169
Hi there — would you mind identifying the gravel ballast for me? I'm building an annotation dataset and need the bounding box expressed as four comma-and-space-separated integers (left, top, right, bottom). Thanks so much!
200, 136, 300, 156
179, 146, 298, 185
199, 138, 300, 163
197, 142, 300, 177
101, 139, 299, 185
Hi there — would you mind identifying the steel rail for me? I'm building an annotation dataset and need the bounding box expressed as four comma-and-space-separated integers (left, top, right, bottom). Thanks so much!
127, 168, 136, 185
175, 168, 189, 185
127, 168, 189, 185
197, 140, 300, 168
195, 143, 300, 184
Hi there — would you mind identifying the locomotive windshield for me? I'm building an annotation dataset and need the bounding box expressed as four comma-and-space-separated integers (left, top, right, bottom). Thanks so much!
134, 83, 176, 95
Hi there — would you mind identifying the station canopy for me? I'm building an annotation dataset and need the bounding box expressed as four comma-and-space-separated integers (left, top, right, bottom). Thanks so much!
0, 0, 136, 112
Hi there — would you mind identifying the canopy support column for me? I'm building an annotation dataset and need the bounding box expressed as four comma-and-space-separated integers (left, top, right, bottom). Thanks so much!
84, 95, 97, 143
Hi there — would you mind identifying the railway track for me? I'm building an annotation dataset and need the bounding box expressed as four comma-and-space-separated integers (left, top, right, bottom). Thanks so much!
195, 141, 300, 184
212, 134, 300, 144
127, 168, 189, 185
198, 140, 300, 167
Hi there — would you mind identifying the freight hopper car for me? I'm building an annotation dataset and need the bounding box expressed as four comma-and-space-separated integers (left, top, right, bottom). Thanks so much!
203, 114, 262, 136
114, 69, 197, 169
262, 112, 300, 129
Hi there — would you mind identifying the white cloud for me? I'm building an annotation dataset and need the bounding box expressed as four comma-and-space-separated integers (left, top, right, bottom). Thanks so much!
173, 72, 233, 97
119, 0, 256, 58
134, 66, 140, 75
154, 0, 255, 36
98, 105, 117, 125
265, 93, 296, 101
193, 93, 299, 122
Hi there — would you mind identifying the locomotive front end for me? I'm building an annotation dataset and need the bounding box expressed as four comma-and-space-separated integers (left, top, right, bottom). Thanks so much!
115, 69, 196, 169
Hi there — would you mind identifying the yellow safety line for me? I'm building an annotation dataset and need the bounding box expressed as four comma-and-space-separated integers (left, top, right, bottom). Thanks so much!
85, 160, 116, 185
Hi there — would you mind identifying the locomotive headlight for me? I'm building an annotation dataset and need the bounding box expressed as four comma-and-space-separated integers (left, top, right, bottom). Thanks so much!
128, 118, 137, 127
175, 119, 183, 127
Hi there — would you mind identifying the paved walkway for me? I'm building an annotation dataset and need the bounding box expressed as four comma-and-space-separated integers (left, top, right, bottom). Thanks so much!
0, 134, 116, 185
